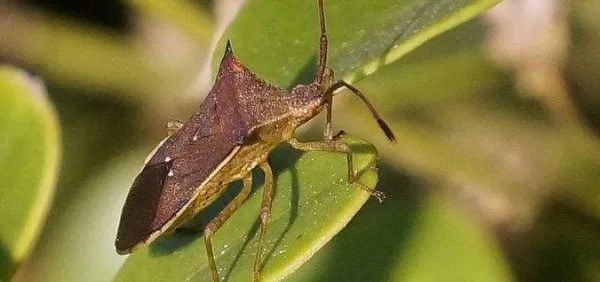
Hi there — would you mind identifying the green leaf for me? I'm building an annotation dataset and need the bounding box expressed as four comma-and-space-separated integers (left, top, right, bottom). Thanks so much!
0, 66, 60, 280
287, 171, 513, 282
117, 0, 501, 280
216, 0, 500, 88
389, 194, 512, 282
115, 138, 378, 281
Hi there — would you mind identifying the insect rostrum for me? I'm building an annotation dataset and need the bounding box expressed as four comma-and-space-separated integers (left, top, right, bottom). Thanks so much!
115, 0, 395, 281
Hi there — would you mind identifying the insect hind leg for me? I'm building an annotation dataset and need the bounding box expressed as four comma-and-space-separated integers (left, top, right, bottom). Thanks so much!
253, 161, 275, 282
288, 138, 385, 202
203, 174, 253, 282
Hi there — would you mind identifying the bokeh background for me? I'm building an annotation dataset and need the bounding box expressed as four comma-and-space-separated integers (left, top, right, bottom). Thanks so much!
1, 0, 599, 281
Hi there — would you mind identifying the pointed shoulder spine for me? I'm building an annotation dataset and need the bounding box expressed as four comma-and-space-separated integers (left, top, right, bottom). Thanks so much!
224, 40, 233, 56
217, 40, 235, 76
219, 40, 235, 64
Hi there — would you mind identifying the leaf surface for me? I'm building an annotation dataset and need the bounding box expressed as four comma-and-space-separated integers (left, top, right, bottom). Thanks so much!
0, 66, 60, 280
216, 0, 500, 88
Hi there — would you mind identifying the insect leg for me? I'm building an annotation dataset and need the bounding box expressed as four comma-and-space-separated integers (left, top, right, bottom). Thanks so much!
315, 0, 334, 140
203, 174, 253, 282
253, 161, 275, 282
166, 119, 184, 135
289, 138, 385, 202
324, 92, 334, 140
323, 66, 337, 140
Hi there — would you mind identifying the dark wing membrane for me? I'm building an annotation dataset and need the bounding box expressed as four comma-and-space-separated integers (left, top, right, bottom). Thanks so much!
115, 90, 235, 253
214, 45, 289, 144
115, 161, 170, 253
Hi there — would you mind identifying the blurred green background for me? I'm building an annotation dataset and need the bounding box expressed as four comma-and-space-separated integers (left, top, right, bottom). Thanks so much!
1, 0, 599, 281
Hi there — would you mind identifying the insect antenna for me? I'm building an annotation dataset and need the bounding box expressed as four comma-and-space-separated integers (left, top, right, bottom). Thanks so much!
316, 0, 328, 84
326, 80, 397, 142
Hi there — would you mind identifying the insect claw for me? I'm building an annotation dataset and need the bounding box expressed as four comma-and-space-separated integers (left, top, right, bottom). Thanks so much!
166, 119, 184, 135
333, 130, 347, 139
372, 190, 386, 203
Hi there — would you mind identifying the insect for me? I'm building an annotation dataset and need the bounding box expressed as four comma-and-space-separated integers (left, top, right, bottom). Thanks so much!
115, 0, 395, 281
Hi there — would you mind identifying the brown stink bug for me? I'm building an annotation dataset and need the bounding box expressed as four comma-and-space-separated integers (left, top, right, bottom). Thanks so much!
115, 0, 396, 281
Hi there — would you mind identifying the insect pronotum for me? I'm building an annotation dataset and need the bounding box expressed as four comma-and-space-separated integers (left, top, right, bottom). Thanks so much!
115, 0, 396, 281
